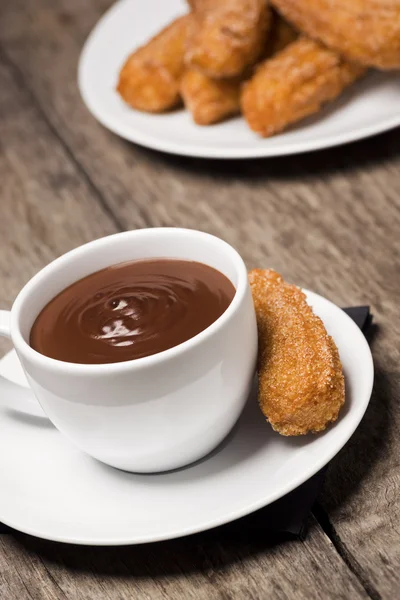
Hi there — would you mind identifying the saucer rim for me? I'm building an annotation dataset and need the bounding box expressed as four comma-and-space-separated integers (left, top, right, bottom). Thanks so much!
0, 290, 374, 545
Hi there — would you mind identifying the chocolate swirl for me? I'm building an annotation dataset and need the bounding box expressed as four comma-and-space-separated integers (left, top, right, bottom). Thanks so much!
30, 259, 235, 364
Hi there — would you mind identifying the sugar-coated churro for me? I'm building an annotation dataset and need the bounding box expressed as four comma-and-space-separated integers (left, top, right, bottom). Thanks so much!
117, 15, 192, 113
186, 0, 272, 78
241, 37, 365, 137
249, 268, 345, 436
271, 0, 400, 70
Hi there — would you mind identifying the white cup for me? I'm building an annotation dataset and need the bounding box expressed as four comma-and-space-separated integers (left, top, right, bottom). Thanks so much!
0, 228, 257, 472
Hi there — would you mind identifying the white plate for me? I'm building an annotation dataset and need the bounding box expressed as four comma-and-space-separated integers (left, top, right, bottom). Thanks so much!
78, 0, 400, 159
0, 291, 373, 545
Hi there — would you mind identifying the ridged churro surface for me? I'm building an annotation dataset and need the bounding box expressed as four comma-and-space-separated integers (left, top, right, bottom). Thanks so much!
271, 0, 400, 69
241, 37, 365, 137
180, 70, 241, 124
249, 268, 345, 436
181, 12, 297, 126
117, 15, 192, 112
186, 0, 271, 78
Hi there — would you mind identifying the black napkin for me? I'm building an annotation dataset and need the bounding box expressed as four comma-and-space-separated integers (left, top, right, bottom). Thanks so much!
0, 307, 372, 539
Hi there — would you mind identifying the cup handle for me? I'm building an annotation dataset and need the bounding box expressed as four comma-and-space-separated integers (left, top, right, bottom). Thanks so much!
0, 310, 47, 418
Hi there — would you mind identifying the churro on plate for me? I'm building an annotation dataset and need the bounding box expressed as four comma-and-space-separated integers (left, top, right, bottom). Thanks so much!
185, 0, 272, 78
180, 70, 242, 125
249, 269, 345, 436
181, 12, 297, 125
271, 0, 400, 70
117, 15, 193, 112
241, 37, 366, 137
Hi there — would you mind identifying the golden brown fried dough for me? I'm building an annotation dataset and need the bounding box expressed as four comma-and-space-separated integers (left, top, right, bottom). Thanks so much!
271, 0, 400, 70
181, 13, 297, 126
180, 70, 241, 124
265, 9, 298, 55
117, 15, 192, 113
241, 37, 365, 137
186, 0, 272, 78
249, 269, 345, 436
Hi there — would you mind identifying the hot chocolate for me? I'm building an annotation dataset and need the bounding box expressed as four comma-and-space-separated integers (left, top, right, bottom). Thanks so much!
30, 258, 235, 364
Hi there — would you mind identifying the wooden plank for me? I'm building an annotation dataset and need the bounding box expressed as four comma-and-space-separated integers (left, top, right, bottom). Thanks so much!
0, 53, 116, 289
0, 537, 67, 600
0, 0, 398, 304
1, 517, 368, 600
0, 48, 116, 356
0, 0, 400, 597
317, 369, 400, 597
0, 28, 368, 600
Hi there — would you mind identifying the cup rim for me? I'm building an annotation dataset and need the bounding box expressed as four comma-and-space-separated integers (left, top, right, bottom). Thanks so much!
11, 228, 249, 374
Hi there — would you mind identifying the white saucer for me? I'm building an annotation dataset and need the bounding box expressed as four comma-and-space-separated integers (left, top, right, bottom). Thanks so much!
78, 0, 400, 159
0, 291, 373, 545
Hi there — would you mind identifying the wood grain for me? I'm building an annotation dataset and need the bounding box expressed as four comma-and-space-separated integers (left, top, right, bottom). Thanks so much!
1, 517, 368, 600
0, 48, 116, 355
0, 0, 399, 598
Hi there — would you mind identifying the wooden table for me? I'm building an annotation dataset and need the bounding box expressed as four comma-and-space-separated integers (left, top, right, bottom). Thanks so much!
0, 1, 399, 598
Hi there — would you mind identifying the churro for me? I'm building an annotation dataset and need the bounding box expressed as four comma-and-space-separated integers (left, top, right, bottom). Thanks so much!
117, 15, 192, 112
271, 0, 400, 70
249, 268, 345, 436
186, 0, 272, 78
241, 37, 365, 137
